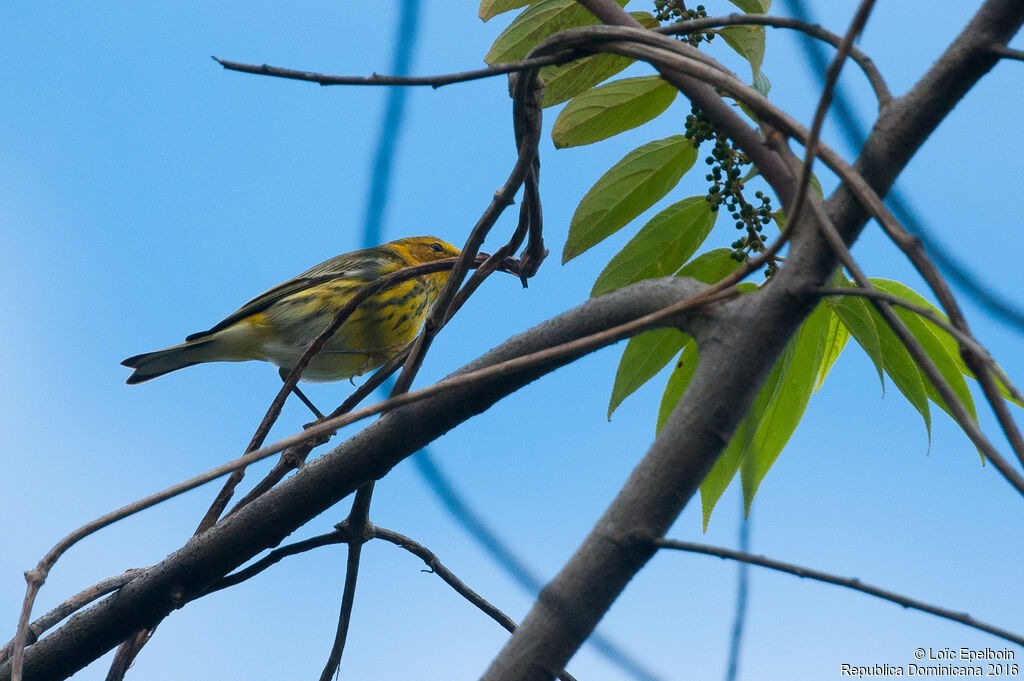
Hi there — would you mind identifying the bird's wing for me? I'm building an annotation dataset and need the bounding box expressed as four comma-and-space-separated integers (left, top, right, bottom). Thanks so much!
184, 249, 403, 341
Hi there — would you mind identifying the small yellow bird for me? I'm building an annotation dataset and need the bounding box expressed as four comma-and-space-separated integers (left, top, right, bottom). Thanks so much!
122, 236, 463, 384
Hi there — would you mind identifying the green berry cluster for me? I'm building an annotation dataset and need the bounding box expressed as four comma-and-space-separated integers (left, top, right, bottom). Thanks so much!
653, 2, 715, 46
684, 106, 778, 276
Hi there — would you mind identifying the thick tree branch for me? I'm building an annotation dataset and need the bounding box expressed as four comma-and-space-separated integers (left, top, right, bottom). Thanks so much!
0, 277, 714, 681
478, 2, 1024, 680
0, 572, 141, 664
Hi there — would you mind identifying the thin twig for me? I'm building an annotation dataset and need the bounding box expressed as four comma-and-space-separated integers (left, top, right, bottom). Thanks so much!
207, 532, 347, 592
208, 525, 579, 681
784, 0, 877, 246
990, 43, 1024, 60
104, 631, 152, 681
254, 257, 492, 458
372, 527, 578, 681
391, 72, 544, 397
318, 484, 373, 681
0, 570, 142, 663
659, 14, 891, 104
212, 53, 572, 88
223, 438, 326, 518
316, 547, 361, 679
325, 347, 412, 421
213, 15, 891, 106
656, 539, 1024, 647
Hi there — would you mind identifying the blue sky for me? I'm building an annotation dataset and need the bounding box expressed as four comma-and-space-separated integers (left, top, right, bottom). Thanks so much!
2, 2, 1023, 679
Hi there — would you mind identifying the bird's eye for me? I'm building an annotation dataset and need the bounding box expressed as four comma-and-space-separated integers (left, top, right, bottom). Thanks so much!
430, 242, 445, 253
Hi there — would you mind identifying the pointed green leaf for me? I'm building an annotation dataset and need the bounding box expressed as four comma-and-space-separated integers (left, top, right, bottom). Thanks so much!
701, 303, 830, 528
563, 136, 697, 262
676, 247, 743, 284
656, 336, 699, 433
609, 328, 689, 419
657, 286, 758, 436
592, 196, 716, 297
871, 279, 978, 428
740, 302, 830, 512
484, 0, 627, 64
539, 12, 660, 107
719, 25, 765, 81
809, 172, 824, 198
552, 75, 678, 148
700, 418, 750, 531
833, 294, 885, 390
727, 0, 772, 12
870, 279, 1022, 409
814, 307, 849, 392
864, 304, 933, 440
479, 0, 533, 22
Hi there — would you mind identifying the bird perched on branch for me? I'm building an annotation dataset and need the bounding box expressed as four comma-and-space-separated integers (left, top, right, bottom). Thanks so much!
122, 236, 467, 385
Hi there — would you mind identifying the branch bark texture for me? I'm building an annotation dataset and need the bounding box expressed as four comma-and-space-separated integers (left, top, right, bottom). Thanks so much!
478, 1, 1024, 680
0, 278, 710, 681
6, 2, 1023, 679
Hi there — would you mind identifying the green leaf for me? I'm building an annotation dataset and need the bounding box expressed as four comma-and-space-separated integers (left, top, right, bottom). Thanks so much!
656, 336, 699, 433
832, 293, 885, 390
609, 328, 689, 419
753, 70, 771, 96
871, 279, 978, 428
563, 136, 697, 262
479, 0, 533, 22
541, 56, 632, 108
865, 303, 933, 441
718, 25, 765, 81
814, 307, 849, 392
739, 301, 830, 513
676, 247, 743, 284
727, 0, 772, 12
699, 303, 829, 527
592, 196, 716, 297
539, 12, 660, 107
552, 75, 677, 148
700, 418, 749, 531
808, 172, 824, 198
484, 0, 627, 64
870, 279, 1022, 409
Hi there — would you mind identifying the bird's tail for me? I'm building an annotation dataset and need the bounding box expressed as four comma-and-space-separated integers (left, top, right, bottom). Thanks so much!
121, 337, 234, 384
